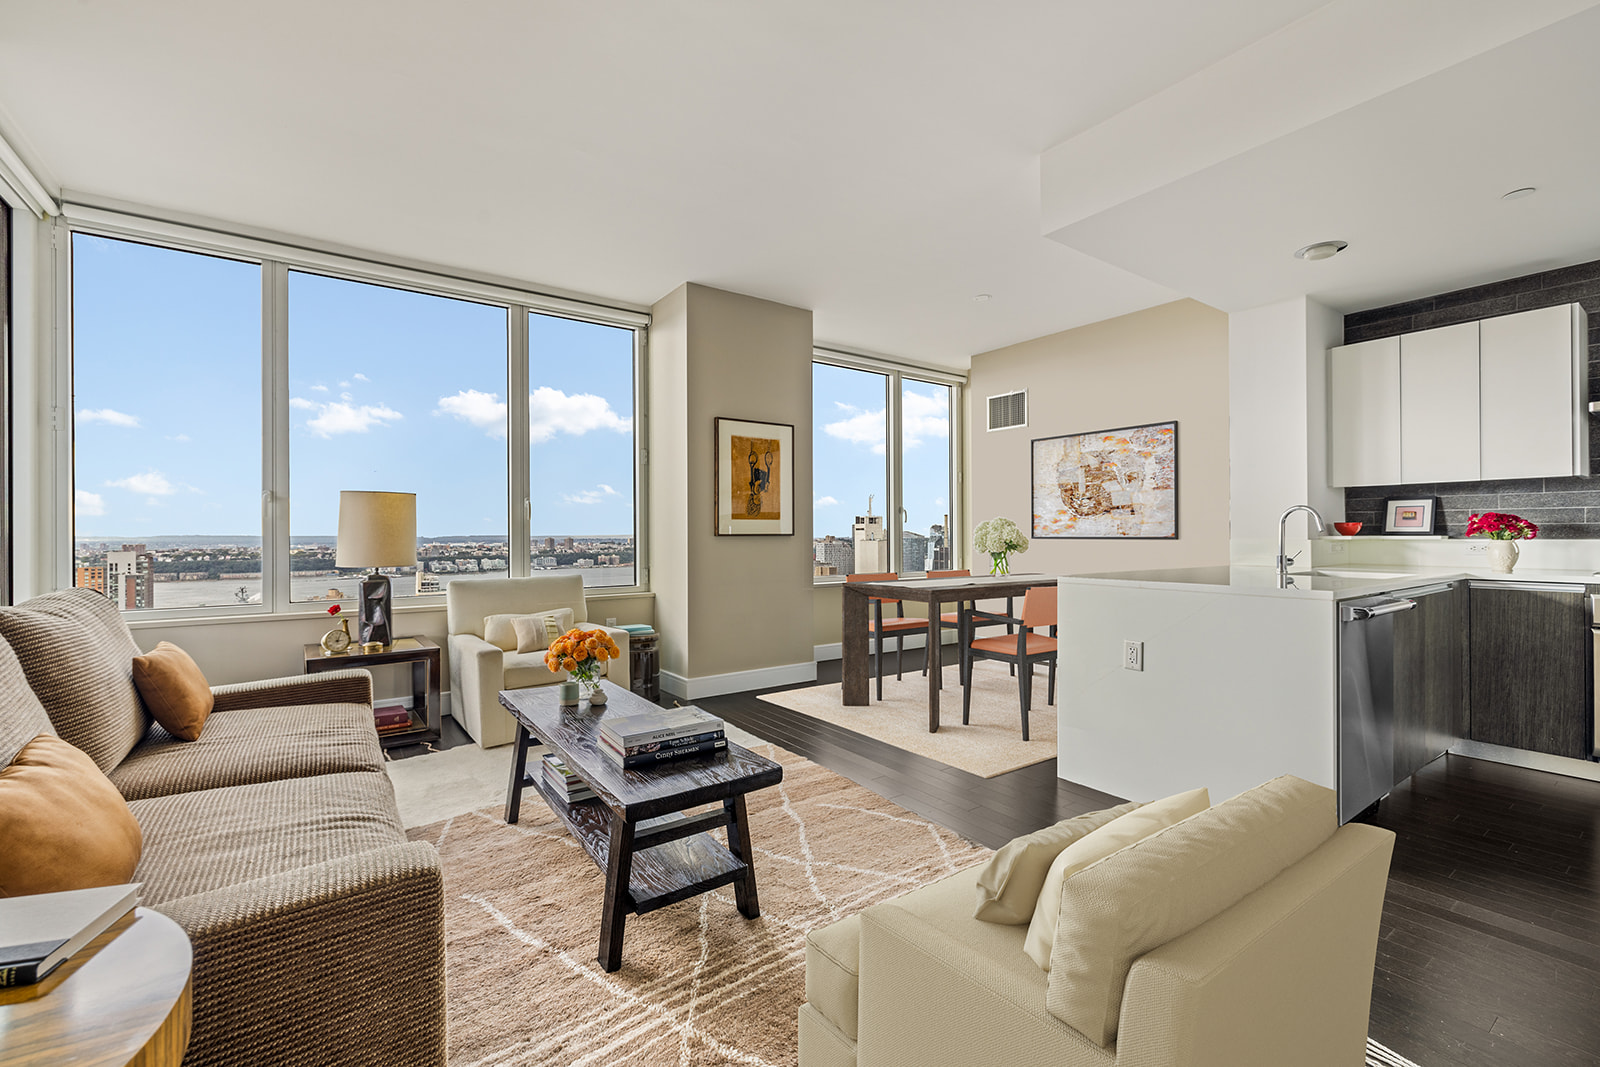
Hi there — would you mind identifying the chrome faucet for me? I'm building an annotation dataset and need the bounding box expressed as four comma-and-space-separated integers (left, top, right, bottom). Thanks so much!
1277, 505, 1325, 586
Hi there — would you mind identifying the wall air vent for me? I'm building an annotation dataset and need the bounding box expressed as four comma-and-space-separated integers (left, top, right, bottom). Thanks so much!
987, 390, 1027, 431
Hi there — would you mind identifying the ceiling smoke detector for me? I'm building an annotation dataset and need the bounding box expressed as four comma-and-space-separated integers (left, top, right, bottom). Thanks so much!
1294, 241, 1348, 261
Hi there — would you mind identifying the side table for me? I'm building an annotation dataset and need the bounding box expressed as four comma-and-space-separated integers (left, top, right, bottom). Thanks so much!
304, 635, 441, 749
0, 907, 192, 1067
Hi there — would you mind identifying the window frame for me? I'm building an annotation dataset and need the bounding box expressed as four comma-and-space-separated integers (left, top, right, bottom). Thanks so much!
55, 207, 650, 620
810, 348, 965, 585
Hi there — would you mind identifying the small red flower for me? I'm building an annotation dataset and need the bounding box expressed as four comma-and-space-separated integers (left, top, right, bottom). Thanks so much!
1465, 512, 1538, 541
327, 604, 342, 615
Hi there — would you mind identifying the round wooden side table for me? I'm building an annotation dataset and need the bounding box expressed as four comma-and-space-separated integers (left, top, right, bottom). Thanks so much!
0, 907, 192, 1066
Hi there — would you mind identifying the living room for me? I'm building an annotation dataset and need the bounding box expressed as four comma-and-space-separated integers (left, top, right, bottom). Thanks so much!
2, 4, 1598, 1067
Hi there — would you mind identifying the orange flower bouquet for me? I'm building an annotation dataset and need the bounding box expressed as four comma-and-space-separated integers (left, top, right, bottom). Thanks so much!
545, 627, 622, 705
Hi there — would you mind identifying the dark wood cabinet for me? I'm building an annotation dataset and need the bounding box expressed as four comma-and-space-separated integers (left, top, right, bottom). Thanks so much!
1393, 583, 1467, 780
1468, 582, 1589, 758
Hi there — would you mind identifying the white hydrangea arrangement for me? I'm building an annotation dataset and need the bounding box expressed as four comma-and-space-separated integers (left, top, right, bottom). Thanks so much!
973, 517, 1029, 575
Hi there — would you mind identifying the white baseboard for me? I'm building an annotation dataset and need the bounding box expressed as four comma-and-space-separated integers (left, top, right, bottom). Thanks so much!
660, 660, 818, 700
814, 629, 957, 663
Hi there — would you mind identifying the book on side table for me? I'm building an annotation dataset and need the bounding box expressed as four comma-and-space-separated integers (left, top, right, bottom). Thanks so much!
599, 706, 726, 769
0, 883, 140, 987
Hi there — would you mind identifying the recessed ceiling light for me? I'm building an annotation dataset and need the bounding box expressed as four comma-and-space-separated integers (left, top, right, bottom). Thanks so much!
973, 293, 992, 304
1294, 241, 1348, 261
1501, 187, 1537, 200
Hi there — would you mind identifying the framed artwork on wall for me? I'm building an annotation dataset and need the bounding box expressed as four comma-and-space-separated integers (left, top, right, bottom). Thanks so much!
1030, 421, 1178, 539
1383, 497, 1436, 535
715, 417, 795, 536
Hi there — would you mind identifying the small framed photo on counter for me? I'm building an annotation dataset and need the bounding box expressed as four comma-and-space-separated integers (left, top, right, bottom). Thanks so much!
1383, 497, 1436, 535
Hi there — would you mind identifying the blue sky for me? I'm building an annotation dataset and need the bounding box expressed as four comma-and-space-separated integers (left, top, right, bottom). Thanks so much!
72, 235, 636, 541
812, 364, 951, 543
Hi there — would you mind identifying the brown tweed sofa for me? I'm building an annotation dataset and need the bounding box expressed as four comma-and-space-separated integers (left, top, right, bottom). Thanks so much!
0, 588, 445, 1067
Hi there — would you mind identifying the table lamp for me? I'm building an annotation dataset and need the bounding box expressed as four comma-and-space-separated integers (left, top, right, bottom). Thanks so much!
336, 490, 417, 647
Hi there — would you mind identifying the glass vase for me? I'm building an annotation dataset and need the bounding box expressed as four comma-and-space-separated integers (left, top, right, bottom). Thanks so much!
990, 553, 1009, 576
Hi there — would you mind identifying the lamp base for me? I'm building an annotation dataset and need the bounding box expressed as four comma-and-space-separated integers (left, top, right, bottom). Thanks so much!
358, 572, 393, 647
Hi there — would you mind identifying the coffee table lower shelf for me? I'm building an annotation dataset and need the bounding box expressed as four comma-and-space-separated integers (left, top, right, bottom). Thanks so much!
523, 770, 749, 915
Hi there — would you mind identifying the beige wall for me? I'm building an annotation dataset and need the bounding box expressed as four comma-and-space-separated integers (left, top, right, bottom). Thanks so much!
965, 299, 1230, 576
649, 283, 815, 694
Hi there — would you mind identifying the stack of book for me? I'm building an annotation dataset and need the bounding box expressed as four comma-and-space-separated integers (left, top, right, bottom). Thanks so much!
374, 705, 413, 735
600, 706, 726, 769
0, 883, 139, 987
542, 753, 596, 803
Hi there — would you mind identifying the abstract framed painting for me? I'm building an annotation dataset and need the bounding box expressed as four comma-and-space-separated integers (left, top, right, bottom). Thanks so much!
1382, 497, 1436, 535
1030, 421, 1177, 539
714, 417, 795, 536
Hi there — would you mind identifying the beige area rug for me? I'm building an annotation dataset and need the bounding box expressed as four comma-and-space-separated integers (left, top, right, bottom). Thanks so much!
757, 659, 1056, 778
406, 739, 990, 1067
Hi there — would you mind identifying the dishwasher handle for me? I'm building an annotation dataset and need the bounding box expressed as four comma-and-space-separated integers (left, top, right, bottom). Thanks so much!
1342, 599, 1416, 622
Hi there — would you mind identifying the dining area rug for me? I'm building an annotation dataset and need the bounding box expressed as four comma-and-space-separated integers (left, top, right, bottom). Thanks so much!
756, 659, 1056, 778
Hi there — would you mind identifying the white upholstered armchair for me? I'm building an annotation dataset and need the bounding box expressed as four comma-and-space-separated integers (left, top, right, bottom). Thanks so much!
446, 575, 631, 747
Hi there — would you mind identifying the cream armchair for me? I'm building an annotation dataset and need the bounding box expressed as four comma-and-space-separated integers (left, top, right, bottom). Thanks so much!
446, 575, 631, 747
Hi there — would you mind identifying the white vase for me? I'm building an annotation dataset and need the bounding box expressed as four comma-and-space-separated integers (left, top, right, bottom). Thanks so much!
1486, 539, 1519, 574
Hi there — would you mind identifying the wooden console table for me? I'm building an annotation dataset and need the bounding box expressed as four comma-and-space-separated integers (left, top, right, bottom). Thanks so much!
304, 635, 441, 748
501, 681, 783, 972
841, 573, 1058, 730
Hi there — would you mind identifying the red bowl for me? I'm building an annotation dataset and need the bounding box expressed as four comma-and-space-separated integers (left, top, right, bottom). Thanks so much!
1332, 521, 1363, 536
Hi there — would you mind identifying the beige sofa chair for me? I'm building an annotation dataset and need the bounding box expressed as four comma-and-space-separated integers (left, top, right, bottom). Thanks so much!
446, 575, 632, 747
799, 777, 1396, 1067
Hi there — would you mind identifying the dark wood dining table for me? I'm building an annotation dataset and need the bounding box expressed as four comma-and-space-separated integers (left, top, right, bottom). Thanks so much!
841, 573, 1058, 731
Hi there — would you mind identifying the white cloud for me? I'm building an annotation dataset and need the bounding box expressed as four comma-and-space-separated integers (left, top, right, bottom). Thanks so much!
339, 380, 351, 388
107, 470, 183, 496
352, 372, 370, 382
311, 384, 329, 393
166, 433, 191, 443
563, 483, 619, 505
529, 387, 630, 443
292, 398, 404, 438
75, 490, 106, 516
824, 405, 887, 455
435, 389, 507, 438
814, 495, 838, 507
339, 391, 354, 401
78, 408, 140, 428
823, 393, 948, 454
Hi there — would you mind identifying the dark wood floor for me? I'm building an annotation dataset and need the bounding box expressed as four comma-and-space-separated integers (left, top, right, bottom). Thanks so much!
695, 657, 1600, 1067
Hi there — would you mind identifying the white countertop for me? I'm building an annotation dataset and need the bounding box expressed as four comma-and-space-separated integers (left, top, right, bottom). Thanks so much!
1062, 564, 1600, 601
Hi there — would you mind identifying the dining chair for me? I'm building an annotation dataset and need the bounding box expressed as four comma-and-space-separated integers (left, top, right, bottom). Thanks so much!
960, 585, 1057, 740
847, 572, 930, 700
927, 569, 1014, 687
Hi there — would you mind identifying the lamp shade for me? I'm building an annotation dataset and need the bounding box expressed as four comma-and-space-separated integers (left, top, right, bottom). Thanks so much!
336, 491, 417, 569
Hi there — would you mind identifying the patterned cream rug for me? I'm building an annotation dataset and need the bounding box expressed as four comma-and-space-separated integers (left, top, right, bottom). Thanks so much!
757, 659, 1056, 777
407, 739, 990, 1066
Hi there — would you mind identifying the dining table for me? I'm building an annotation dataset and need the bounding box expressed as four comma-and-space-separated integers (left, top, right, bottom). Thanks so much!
840, 572, 1059, 731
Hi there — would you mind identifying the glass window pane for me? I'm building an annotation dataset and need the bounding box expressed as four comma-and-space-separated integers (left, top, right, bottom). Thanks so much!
812, 363, 888, 577
72, 235, 262, 610
528, 312, 637, 588
900, 379, 953, 575
288, 271, 508, 602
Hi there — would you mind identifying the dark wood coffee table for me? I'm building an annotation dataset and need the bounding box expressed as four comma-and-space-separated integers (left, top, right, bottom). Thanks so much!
501, 681, 783, 972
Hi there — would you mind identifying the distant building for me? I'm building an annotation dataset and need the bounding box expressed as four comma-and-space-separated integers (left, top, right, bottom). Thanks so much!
815, 535, 854, 576
533, 556, 556, 570
814, 562, 839, 577
416, 570, 441, 594
482, 558, 507, 570
562, 537, 575, 551
928, 519, 952, 572
853, 501, 888, 574
574, 558, 594, 568
544, 537, 556, 552
901, 531, 929, 574
458, 559, 479, 572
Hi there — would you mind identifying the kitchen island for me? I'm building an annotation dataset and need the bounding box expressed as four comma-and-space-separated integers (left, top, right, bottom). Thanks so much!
1058, 563, 1598, 811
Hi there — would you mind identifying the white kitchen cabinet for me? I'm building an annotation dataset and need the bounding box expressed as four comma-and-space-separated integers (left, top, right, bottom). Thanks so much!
1328, 336, 1401, 487
1480, 304, 1589, 481
1400, 321, 1480, 483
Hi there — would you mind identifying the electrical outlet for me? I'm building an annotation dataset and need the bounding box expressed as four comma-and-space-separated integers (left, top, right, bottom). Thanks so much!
1123, 640, 1143, 672
1467, 542, 1487, 554
1326, 540, 1347, 556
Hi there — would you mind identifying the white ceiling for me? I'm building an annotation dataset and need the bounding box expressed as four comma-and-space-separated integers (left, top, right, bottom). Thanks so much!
2, 2, 1596, 366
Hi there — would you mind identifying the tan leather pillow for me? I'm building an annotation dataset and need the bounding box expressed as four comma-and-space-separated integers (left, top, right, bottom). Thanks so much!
0, 733, 143, 896
1046, 775, 1337, 1047
1024, 786, 1210, 969
974, 801, 1144, 924
132, 641, 214, 742
484, 608, 574, 653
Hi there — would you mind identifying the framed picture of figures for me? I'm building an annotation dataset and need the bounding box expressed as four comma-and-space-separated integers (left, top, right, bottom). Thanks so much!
1030, 421, 1178, 539
715, 417, 795, 536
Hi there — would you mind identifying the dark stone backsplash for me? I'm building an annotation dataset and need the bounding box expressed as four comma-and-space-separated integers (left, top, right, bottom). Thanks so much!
1340, 258, 1600, 539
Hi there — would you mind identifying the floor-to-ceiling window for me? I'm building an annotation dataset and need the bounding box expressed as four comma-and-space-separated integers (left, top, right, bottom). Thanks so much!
811, 355, 961, 580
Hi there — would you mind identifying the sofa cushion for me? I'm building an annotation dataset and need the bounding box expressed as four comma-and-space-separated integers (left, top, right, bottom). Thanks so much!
482, 608, 573, 652
974, 801, 1143, 925
0, 638, 56, 766
128, 770, 406, 905
132, 641, 214, 742
108, 701, 385, 802
807, 913, 863, 1041
0, 588, 149, 773
1025, 787, 1209, 969
0, 733, 143, 896
1046, 775, 1337, 1047
512, 609, 575, 653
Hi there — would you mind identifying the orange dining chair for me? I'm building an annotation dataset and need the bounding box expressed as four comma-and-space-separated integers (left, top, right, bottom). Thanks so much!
960, 585, 1057, 740
927, 569, 1014, 687
847, 572, 929, 700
